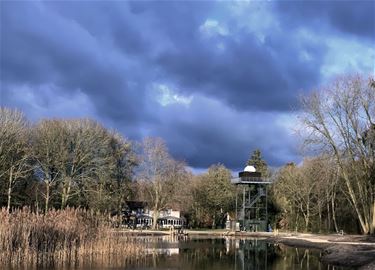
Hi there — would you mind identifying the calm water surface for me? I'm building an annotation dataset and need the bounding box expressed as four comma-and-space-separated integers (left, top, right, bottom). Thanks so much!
17, 236, 356, 270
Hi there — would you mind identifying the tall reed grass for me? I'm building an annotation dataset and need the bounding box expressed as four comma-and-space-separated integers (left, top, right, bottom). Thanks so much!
0, 208, 143, 268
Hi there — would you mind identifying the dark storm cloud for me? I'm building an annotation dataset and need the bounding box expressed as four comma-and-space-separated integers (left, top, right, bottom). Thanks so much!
276, 0, 375, 41
0, 1, 372, 169
46, 1, 152, 55
0, 1, 149, 127
128, 2, 213, 41
0, 0, 325, 113
121, 2, 325, 112
149, 96, 299, 169
157, 31, 324, 112
165, 117, 297, 170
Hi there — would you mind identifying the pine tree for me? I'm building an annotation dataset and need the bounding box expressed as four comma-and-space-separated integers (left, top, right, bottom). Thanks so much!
246, 149, 269, 177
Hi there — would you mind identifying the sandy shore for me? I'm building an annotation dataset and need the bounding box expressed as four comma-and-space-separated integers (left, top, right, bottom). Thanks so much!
115, 229, 375, 268
260, 233, 375, 269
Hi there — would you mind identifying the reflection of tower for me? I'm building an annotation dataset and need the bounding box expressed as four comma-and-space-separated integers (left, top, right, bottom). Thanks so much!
232, 166, 271, 232
237, 239, 269, 270
231, 238, 270, 270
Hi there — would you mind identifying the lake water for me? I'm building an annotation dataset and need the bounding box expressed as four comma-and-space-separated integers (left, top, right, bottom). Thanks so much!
89, 236, 354, 270
7, 236, 356, 270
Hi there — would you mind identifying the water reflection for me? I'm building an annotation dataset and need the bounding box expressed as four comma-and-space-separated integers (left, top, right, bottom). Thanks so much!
6, 236, 354, 269
128, 236, 354, 270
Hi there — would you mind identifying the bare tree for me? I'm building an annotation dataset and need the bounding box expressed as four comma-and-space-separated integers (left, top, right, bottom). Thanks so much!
274, 157, 337, 232
0, 107, 32, 212
83, 131, 137, 212
58, 119, 114, 208
31, 120, 67, 212
300, 75, 375, 234
108, 132, 137, 213
30, 118, 114, 209
136, 137, 188, 229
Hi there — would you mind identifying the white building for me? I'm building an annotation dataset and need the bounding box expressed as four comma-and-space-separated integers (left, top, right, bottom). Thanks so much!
136, 208, 185, 229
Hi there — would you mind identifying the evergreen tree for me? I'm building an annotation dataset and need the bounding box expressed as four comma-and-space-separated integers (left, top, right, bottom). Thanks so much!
246, 149, 269, 177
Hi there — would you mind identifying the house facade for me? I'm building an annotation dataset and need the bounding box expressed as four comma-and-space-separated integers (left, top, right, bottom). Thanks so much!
157, 209, 185, 229
123, 201, 185, 229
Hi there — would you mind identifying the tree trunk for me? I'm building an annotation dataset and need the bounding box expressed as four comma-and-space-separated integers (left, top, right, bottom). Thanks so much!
45, 182, 50, 213
35, 185, 39, 213
305, 212, 309, 232
117, 178, 123, 221
318, 204, 322, 233
151, 189, 160, 229
301, 201, 310, 232
326, 198, 331, 232
7, 167, 13, 213
61, 177, 72, 209
341, 167, 369, 234
152, 209, 159, 229
371, 200, 375, 235
61, 186, 66, 209
331, 194, 339, 233
295, 212, 299, 232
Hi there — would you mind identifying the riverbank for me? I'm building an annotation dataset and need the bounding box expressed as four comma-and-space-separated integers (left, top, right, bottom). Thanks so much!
267, 233, 375, 269
115, 228, 375, 269
227, 231, 375, 269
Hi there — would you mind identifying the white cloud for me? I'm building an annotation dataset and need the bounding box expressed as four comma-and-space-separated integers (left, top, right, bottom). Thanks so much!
229, 1, 279, 43
321, 36, 375, 80
293, 27, 374, 82
199, 19, 228, 37
3, 83, 95, 122
154, 84, 193, 107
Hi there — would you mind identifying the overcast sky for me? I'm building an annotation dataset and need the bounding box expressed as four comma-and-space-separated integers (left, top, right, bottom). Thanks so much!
1, 1, 374, 171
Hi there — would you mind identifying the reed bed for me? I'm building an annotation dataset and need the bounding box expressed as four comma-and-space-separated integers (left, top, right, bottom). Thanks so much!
0, 208, 144, 269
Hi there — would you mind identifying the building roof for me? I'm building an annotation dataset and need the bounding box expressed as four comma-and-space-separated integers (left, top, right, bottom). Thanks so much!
126, 201, 147, 209
244, 165, 256, 172
231, 177, 272, 185
137, 214, 152, 219
158, 215, 185, 221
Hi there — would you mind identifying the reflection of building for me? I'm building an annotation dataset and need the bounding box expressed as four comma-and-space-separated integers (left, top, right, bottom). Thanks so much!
146, 248, 180, 255
123, 201, 185, 228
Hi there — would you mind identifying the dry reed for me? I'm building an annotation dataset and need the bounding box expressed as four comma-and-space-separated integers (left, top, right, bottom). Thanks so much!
0, 208, 144, 269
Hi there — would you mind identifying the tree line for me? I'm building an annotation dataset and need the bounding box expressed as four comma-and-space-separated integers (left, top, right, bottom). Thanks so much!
1, 74, 374, 234
0, 108, 236, 228
0, 113, 135, 213
273, 75, 375, 235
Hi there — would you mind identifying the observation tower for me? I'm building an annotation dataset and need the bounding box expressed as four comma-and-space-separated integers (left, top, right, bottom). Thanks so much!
231, 166, 271, 232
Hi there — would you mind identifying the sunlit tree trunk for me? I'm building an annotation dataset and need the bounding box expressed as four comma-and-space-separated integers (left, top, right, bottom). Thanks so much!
7, 167, 13, 212
61, 176, 72, 209
331, 194, 339, 233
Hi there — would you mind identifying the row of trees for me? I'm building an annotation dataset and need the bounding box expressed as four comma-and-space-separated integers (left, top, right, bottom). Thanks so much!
273, 75, 375, 234
273, 158, 348, 233
0, 108, 236, 229
0, 109, 137, 213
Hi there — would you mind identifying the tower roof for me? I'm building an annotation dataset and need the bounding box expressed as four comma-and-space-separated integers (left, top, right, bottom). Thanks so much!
244, 165, 256, 172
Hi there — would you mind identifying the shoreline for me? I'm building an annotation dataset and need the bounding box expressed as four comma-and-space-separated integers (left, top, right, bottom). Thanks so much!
115, 229, 375, 269
267, 234, 375, 269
